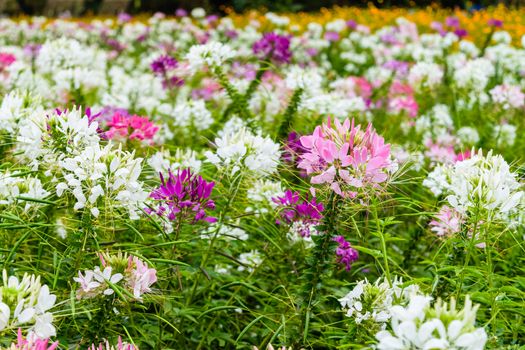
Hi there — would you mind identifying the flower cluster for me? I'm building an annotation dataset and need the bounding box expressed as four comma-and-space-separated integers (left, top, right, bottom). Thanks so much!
252, 32, 292, 64
272, 190, 324, 242
333, 235, 359, 271
424, 150, 523, 225
104, 112, 159, 143
150, 55, 184, 90
376, 295, 487, 350
88, 337, 138, 350
148, 168, 217, 226
3, 328, 58, 350
74, 253, 157, 301
205, 128, 281, 177
298, 118, 393, 198
0, 270, 57, 339
339, 277, 420, 329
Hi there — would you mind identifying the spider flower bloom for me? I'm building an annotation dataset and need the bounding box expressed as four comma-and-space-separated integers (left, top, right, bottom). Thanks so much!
333, 235, 359, 271
487, 18, 503, 28
9, 328, 59, 350
0, 52, 16, 70
150, 55, 184, 89
148, 168, 217, 224
429, 205, 463, 237
105, 113, 159, 142
272, 189, 324, 238
298, 118, 392, 198
126, 255, 157, 300
252, 32, 292, 65
150, 55, 177, 75
88, 337, 138, 350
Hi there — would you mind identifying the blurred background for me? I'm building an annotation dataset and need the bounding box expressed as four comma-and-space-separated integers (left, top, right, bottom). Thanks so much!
1, 0, 524, 16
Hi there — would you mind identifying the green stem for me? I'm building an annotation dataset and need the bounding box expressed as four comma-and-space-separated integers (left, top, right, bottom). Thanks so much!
296, 192, 339, 348
276, 88, 303, 140
213, 66, 254, 128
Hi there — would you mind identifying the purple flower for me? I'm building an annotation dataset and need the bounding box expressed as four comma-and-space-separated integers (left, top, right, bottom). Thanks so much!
445, 16, 460, 29
253, 32, 292, 65
225, 30, 238, 39
151, 55, 184, 89
148, 169, 217, 224
273, 190, 324, 237
383, 60, 409, 77
488, 18, 503, 28
151, 55, 178, 75
324, 31, 340, 42
346, 20, 357, 30
282, 131, 307, 169
333, 235, 359, 271
454, 28, 468, 38
175, 8, 188, 17
23, 43, 41, 58
117, 12, 132, 24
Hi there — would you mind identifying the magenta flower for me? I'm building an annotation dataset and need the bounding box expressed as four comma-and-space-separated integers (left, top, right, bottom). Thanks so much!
298, 118, 392, 198
11, 328, 58, 350
333, 235, 359, 271
273, 190, 324, 237
151, 55, 177, 75
429, 205, 463, 237
151, 55, 184, 89
0, 52, 15, 68
88, 337, 138, 350
105, 112, 159, 142
253, 32, 292, 65
346, 20, 357, 30
282, 131, 306, 165
148, 168, 217, 224
488, 18, 503, 28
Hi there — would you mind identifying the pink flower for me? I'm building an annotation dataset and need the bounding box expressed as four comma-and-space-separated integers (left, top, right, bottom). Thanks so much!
88, 337, 138, 350
126, 256, 157, 300
388, 81, 418, 118
430, 205, 463, 237
12, 328, 59, 350
298, 118, 392, 197
0, 52, 16, 69
105, 112, 159, 143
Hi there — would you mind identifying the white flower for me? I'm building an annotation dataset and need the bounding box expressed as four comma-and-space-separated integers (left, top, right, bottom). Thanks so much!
148, 148, 202, 175
493, 123, 517, 147
339, 277, 421, 326
0, 270, 57, 339
425, 150, 523, 225
93, 266, 124, 296
205, 128, 280, 177
457, 127, 480, 146
408, 62, 443, 90
376, 295, 487, 350
185, 42, 236, 72
160, 99, 214, 131
246, 179, 284, 211
237, 250, 263, 273
489, 84, 525, 110
453, 58, 495, 92
191, 7, 206, 18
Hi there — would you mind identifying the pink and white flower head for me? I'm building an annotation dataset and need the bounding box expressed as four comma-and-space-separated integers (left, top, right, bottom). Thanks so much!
429, 205, 463, 237
88, 336, 138, 350
7, 328, 58, 350
298, 118, 393, 198
125, 256, 157, 300
489, 84, 525, 110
